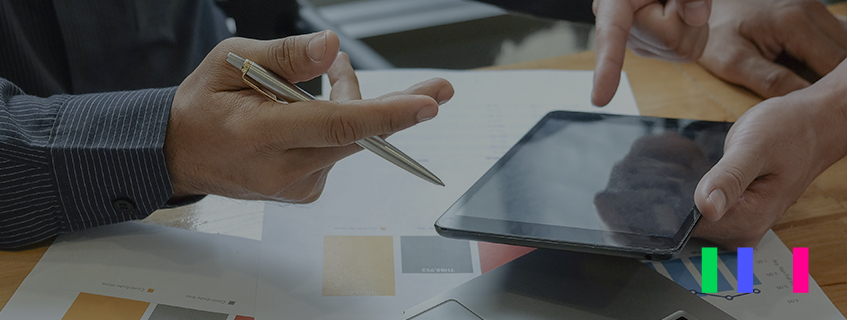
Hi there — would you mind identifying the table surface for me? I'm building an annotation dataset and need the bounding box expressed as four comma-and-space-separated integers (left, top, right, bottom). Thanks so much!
3, 5, 847, 316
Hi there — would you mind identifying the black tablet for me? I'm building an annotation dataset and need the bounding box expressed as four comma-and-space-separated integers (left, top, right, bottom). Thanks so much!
435, 111, 732, 260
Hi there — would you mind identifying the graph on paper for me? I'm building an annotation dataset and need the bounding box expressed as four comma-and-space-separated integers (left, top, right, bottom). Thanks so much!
647, 252, 763, 300
642, 232, 845, 320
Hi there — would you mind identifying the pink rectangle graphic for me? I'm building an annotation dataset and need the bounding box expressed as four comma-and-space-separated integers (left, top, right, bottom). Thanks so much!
793, 247, 809, 293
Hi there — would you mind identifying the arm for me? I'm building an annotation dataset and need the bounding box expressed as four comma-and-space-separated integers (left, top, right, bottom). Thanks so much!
693, 58, 847, 249
698, 0, 847, 98
0, 31, 454, 248
0, 80, 174, 248
594, 0, 847, 105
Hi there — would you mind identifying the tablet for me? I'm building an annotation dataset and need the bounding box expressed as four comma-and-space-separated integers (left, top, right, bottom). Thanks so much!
435, 111, 732, 260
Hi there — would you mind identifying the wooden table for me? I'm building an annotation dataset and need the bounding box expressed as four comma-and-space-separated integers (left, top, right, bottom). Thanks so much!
3, 5, 847, 316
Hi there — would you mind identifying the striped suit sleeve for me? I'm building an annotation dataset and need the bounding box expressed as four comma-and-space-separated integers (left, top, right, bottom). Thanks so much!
0, 78, 175, 248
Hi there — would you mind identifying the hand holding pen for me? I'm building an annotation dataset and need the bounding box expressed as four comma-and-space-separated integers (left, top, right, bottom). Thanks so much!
227, 52, 445, 186
163, 31, 453, 202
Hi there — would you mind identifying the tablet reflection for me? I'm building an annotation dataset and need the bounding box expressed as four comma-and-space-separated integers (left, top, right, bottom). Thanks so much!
594, 131, 709, 238
594, 122, 728, 242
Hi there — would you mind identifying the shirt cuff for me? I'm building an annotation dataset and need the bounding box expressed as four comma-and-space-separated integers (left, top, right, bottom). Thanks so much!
49, 87, 177, 232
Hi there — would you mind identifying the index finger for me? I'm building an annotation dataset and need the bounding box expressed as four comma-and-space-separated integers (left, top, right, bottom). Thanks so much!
327, 52, 363, 101
592, 0, 637, 106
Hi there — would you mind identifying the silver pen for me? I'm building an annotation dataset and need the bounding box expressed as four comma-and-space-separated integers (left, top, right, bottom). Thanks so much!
226, 52, 444, 186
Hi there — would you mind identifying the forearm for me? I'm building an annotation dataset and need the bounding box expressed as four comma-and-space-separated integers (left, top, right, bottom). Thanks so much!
0, 79, 176, 248
792, 58, 847, 170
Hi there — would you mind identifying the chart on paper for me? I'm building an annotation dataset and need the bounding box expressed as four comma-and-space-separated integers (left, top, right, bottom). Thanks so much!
646, 231, 844, 320
648, 251, 763, 299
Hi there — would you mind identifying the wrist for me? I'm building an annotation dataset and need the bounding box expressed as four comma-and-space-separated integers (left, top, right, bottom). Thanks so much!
811, 61, 847, 163
164, 83, 194, 197
793, 61, 847, 171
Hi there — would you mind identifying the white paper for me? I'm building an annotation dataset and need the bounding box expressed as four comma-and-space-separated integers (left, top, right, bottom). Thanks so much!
647, 230, 845, 320
255, 69, 639, 320
0, 222, 260, 320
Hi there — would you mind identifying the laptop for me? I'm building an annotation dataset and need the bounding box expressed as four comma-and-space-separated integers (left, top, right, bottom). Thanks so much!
403, 249, 734, 320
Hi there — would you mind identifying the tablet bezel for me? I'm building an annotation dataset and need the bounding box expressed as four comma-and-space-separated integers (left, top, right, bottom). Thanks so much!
435, 110, 721, 261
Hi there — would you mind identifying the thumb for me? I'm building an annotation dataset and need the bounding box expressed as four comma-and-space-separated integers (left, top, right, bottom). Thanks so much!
676, 0, 711, 27
694, 142, 763, 221
227, 31, 341, 84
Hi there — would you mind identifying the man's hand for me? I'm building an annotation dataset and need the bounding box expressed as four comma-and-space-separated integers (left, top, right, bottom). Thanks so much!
165, 31, 454, 202
693, 59, 847, 249
592, 0, 711, 106
698, 0, 847, 99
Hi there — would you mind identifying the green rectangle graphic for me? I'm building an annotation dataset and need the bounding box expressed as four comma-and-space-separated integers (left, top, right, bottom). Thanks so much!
701, 247, 717, 293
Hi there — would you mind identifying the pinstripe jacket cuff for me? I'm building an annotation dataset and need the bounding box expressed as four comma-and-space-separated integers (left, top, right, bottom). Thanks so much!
0, 80, 176, 248
50, 87, 177, 232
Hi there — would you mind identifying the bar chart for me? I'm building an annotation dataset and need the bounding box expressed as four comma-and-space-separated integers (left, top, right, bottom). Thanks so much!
647, 251, 763, 300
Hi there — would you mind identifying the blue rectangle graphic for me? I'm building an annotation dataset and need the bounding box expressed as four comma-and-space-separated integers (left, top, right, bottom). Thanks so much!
736, 248, 754, 293
719, 251, 761, 290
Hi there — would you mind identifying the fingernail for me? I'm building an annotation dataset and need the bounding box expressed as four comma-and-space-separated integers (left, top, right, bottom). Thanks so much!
708, 189, 726, 218
308, 31, 327, 63
417, 105, 437, 122
683, 1, 709, 26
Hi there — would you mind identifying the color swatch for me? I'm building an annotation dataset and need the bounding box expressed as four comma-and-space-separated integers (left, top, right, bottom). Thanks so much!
148, 304, 228, 320
400, 236, 473, 274
62, 292, 149, 320
323, 236, 395, 296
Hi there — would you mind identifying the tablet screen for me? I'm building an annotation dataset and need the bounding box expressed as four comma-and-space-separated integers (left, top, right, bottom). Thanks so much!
436, 111, 731, 257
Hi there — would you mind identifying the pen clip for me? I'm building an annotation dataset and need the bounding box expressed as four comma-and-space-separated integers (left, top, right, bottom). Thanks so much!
240, 59, 279, 102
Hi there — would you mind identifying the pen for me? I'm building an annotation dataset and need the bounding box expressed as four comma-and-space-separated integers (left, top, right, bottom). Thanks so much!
226, 52, 445, 186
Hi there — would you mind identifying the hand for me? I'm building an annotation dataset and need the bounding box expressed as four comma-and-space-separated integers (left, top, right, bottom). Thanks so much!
698, 0, 847, 99
164, 31, 454, 203
693, 60, 847, 249
592, 0, 711, 106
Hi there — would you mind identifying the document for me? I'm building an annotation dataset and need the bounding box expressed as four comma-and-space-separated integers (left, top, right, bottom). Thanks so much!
0, 222, 260, 320
255, 69, 639, 320
647, 230, 845, 320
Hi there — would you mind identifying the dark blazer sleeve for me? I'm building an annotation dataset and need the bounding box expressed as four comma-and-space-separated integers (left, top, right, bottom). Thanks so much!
476, 0, 596, 23
0, 78, 175, 248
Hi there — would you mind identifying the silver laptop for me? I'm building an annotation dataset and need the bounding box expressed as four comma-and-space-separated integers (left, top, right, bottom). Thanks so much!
404, 249, 735, 320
